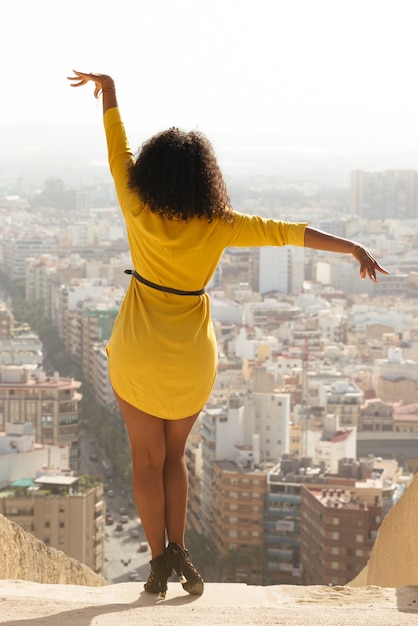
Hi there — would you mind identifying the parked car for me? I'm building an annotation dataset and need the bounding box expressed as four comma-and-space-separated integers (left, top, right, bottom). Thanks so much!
139, 542, 148, 552
120, 514, 129, 524
107, 489, 114, 498
115, 523, 123, 531
106, 514, 114, 526
130, 528, 139, 538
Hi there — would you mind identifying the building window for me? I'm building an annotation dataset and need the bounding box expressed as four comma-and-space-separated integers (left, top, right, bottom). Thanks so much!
332, 532, 339, 540
356, 534, 363, 543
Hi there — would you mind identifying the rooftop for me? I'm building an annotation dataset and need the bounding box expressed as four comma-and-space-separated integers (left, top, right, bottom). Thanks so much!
0, 580, 417, 625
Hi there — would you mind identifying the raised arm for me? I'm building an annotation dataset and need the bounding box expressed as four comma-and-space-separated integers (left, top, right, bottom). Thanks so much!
67, 70, 118, 113
304, 226, 389, 282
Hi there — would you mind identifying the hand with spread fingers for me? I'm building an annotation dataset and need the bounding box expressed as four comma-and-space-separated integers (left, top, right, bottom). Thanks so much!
67, 70, 117, 112
352, 244, 390, 282
304, 227, 389, 283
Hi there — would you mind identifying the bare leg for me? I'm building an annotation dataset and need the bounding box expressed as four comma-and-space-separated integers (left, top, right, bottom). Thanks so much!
115, 393, 167, 559
163, 413, 200, 547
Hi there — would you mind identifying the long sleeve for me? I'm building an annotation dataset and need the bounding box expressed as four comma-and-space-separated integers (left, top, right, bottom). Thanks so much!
103, 107, 141, 217
223, 211, 307, 248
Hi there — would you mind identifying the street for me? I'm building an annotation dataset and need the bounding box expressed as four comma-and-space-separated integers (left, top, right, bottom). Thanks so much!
104, 510, 151, 583
80, 431, 151, 584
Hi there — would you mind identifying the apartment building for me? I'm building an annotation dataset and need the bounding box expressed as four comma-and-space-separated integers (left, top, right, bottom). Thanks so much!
201, 403, 241, 537
372, 347, 418, 403
0, 422, 105, 576
2, 236, 56, 280
324, 380, 364, 427
359, 398, 393, 433
91, 343, 116, 411
79, 304, 119, 383
0, 334, 43, 367
0, 474, 105, 576
0, 366, 82, 472
299, 468, 407, 586
185, 439, 203, 535
259, 246, 304, 295
263, 456, 325, 586
211, 459, 266, 585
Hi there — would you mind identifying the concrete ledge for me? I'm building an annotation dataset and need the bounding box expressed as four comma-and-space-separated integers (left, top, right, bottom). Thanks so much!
1, 581, 418, 625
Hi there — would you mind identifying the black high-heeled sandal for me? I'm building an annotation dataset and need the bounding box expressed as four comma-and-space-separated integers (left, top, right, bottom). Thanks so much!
166, 542, 204, 595
144, 553, 172, 599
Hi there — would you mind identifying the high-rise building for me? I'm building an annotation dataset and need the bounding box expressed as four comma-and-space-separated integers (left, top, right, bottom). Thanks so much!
350, 169, 418, 219
263, 456, 324, 585
211, 459, 266, 584
259, 246, 304, 295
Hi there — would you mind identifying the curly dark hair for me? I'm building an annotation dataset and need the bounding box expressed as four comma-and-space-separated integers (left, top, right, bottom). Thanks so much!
127, 127, 233, 222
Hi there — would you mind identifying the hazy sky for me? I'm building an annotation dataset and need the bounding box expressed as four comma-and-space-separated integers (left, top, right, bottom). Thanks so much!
3, 0, 418, 167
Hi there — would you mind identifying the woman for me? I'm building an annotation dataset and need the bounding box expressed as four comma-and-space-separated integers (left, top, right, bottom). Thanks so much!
68, 70, 389, 598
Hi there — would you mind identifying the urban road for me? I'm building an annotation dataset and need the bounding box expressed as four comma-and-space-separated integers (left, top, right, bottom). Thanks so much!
80, 432, 151, 585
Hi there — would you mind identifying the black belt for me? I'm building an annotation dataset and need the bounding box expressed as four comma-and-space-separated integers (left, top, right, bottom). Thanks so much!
124, 269, 205, 296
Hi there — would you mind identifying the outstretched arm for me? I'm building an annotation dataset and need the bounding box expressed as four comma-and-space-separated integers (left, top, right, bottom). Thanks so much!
304, 226, 389, 282
67, 70, 117, 114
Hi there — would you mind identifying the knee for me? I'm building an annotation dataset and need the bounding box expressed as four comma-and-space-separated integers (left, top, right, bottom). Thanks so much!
164, 450, 186, 466
131, 448, 165, 473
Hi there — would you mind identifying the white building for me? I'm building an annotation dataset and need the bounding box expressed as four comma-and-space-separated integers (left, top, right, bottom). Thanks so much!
92, 343, 116, 410
0, 422, 70, 489
244, 392, 291, 460
0, 334, 43, 366
210, 292, 243, 325
259, 246, 304, 295
306, 414, 357, 473
373, 347, 418, 388
233, 326, 282, 362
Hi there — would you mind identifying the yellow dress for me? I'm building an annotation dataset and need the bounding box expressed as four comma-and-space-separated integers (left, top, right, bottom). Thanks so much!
104, 107, 307, 419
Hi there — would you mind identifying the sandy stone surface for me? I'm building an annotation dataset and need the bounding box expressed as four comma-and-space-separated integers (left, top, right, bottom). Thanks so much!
1, 581, 418, 625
